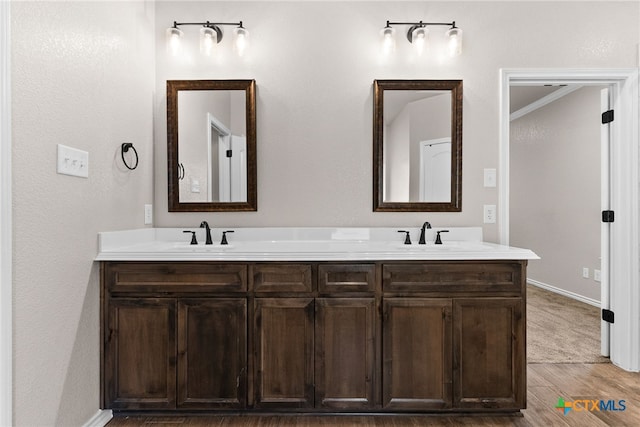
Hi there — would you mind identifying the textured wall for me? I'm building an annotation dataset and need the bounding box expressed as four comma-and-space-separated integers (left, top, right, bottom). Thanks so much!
154, 1, 639, 241
11, 1, 155, 425
510, 87, 603, 301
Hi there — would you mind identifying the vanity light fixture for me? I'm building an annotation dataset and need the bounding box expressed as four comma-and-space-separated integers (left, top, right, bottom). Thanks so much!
166, 20, 249, 57
381, 20, 462, 57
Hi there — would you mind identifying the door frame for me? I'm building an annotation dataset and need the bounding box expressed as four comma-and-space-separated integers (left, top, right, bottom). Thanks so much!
419, 137, 451, 202
0, 1, 11, 424
499, 68, 639, 372
206, 112, 231, 202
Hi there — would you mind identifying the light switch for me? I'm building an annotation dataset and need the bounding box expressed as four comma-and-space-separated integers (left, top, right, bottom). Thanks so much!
57, 144, 89, 178
484, 168, 497, 187
191, 178, 200, 193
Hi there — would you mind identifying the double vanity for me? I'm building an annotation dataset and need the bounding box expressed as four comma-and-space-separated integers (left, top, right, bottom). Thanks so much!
97, 227, 537, 415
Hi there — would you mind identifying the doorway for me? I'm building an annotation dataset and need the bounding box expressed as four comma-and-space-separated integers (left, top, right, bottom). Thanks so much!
499, 69, 640, 372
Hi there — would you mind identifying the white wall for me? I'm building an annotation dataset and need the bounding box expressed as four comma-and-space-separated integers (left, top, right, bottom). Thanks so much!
153, 1, 639, 239
11, 1, 155, 425
510, 86, 603, 302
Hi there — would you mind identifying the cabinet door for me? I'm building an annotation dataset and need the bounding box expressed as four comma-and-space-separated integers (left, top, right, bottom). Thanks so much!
104, 298, 176, 409
453, 298, 525, 410
254, 298, 314, 409
382, 298, 452, 410
177, 299, 247, 409
315, 298, 377, 409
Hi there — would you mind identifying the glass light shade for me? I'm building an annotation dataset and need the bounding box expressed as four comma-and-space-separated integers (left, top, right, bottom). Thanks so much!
380, 26, 396, 55
446, 26, 463, 57
200, 26, 217, 56
166, 27, 183, 56
233, 26, 249, 57
411, 26, 428, 56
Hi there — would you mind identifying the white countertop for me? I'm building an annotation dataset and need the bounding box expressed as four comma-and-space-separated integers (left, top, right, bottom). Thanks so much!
95, 227, 539, 262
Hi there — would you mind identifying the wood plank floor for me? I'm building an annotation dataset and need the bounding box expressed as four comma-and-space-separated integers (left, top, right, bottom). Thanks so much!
108, 363, 640, 427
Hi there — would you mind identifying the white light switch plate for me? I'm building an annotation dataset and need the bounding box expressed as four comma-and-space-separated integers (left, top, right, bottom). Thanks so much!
484, 168, 497, 187
57, 144, 88, 178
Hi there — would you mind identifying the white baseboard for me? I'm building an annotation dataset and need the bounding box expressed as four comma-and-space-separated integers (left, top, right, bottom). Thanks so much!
82, 410, 113, 427
527, 278, 600, 308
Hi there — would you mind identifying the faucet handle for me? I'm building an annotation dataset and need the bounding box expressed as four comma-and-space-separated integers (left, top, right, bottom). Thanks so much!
221, 230, 235, 245
434, 230, 449, 245
183, 230, 198, 245
397, 230, 412, 245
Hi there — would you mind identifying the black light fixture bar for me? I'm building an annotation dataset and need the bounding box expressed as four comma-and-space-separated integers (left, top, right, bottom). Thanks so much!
171, 20, 245, 43
172, 20, 244, 27
385, 20, 458, 42
386, 20, 456, 27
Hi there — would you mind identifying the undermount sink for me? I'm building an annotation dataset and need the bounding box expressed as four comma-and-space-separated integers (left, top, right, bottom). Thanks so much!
170, 242, 234, 251
394, 241, 493, 251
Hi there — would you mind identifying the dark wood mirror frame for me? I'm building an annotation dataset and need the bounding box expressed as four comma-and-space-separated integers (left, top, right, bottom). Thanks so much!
167, 79, 257, 212
373, 79, 462, 212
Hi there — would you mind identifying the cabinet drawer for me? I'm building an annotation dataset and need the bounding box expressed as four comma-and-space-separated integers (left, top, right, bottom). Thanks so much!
251, 263, 313, 293
318, 264, 376, 294
105, 262, 247, 294
383, 262, 523, 294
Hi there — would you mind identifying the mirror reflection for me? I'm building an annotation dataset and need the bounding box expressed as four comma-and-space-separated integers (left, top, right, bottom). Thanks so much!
178, 90, 247, 203
373, 80, 462, 212
167, 80, 257, 212
383, 90, 452, 202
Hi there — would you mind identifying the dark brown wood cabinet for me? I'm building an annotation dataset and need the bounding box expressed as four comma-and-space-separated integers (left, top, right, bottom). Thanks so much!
453, 298, 525, 409
104, 298, 176, 410
253, 298, 315, 409
315, 298, 376, 410
177, 299, 247, 409
382, 298, 452, 410
101, 260, 527, 415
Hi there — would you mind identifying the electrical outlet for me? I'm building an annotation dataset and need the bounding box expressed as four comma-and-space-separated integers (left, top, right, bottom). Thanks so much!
594, 269, 602, 282
57, 144, 88, 178
483, 205, 496, 224
144, 204, 153, 225
582, 267, 589, 279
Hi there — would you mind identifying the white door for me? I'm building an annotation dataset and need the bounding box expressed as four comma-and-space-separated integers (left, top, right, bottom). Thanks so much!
230, 135, 247, 202
420, 138, 451, 202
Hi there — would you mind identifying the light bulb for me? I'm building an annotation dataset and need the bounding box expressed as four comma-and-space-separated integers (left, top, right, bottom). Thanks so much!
166, 27, 183, 57
380, 26, 396, 55
411, 26, 428, 56
446, 26, 462, 57
234, 26, 249, 57
200, 26, 217, 56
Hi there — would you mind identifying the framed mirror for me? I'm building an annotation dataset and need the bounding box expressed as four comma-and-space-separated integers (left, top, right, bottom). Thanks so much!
373, 80, 462, 212
167, 79, 257, 212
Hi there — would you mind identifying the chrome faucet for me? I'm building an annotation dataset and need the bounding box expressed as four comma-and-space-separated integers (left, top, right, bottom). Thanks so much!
200, 221, 213, 245
418, 221, 432, 244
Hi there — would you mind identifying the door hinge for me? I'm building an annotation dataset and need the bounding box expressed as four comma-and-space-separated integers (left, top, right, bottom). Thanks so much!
602, 309, 615, 323
226, 149, 233, 158
602, 109, 614, 124
602, 210, 615, 223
